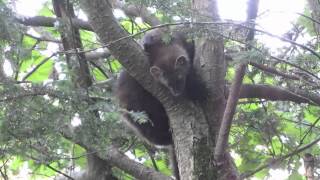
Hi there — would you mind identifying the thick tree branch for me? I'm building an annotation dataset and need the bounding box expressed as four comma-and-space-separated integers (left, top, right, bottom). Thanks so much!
238, 84, 320, 105
104, 147, 171, 180
60, 129, 172, 180
51, 1, 113, 179
303, 153, 315, 180
113, 0, 161, 26
80, 0, 151, 88
245, 0, 259, 45
85, 49, 111, 60
15, 16, 93, 31
215, 64, 247, 162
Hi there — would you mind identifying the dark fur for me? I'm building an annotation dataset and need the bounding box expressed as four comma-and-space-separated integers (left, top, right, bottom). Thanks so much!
117, 71, 172, 145
143, 29, 206, 101
117, 28, 207, 179
117, 28, 207, 145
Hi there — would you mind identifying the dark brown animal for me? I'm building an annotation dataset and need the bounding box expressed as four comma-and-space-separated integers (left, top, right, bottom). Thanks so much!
117, 28, 206, 145
117, 28, 207, 180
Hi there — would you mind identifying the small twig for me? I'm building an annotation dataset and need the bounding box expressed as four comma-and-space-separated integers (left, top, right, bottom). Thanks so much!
236, 23, 320, 60
9, 131, 75, 179
215, 63, 247, 162
88, 61, 110, 79
25, 33, 61, 43
241, 135, 320, 179
145, 146, 159, 171
249, 62, 300, 81
220, 32, 320, 81
0, 168, 7, 180
297, 12, 320, 26
299, 117, 320, 145
0, 159, 9, 180
19, 21, 320, 82
29, 39, 40, 51
46, 164, 75, 180
22, 53, 57, 81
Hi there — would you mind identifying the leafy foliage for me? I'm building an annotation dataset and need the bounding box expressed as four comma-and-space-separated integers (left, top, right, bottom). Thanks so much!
0, 0, 320, 179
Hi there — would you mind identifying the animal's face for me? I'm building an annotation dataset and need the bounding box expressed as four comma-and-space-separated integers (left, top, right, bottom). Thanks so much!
142, 28, 194, 96
150, 55, 190, 96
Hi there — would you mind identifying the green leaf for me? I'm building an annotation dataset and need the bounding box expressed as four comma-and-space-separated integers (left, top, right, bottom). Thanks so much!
25, 58, 54, 82
9, 156, 24, 175
93, 68, 107, 81
73, 144, 87, 168
38, 2, 55, 17
287, 171, 303, 180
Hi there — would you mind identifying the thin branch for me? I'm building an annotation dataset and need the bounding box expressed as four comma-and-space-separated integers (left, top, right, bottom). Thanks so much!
19, 49, 111, 82
220, 31, 320, 81
85, 49, 110, 60
25, 33, 61, 43
16, 18, 320, 72
145, 147, 159, 172
215, 63, 247, 162
249, 62, 301, 81
241, 135, 320, 179
46, 164, 75, 180
88, 61, 110, 79
14, 14, 320, 62
237, 23, 320, 59
22, 53, 57, 81
297, 12, 320, 26
0, 159, 9, 180
60, 129, 173, 180
8, 131, 75, 180
300, 117, 320, 144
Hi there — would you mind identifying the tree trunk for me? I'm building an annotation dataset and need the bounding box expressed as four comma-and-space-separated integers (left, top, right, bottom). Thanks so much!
81, 0, 240, 179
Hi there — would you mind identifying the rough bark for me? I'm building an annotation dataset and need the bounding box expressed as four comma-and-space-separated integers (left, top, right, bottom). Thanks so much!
307, 0, 320, 39
59, 129, 171, 180
307, 0, 320, 53
52, 1, 114, 179
303, 153, 315, 180
6, 0, 320, 179
215, 64, 247, 162
112, 0, 161, 26
15, 16, 92, 31
81, 0, 211, 179
102, 147, 172, 180
239, 84, 320, 105
193, 0, 240, 179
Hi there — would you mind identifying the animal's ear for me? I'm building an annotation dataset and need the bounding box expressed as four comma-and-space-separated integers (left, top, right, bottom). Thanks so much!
175, 56, 188, 69
150, 66, 163, 79
142, 30, 163, 51
143, 37, 155, 51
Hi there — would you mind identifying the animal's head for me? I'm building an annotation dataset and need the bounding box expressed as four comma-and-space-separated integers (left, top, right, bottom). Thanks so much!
150, 54, 190, 96
142, 29, 194, 96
